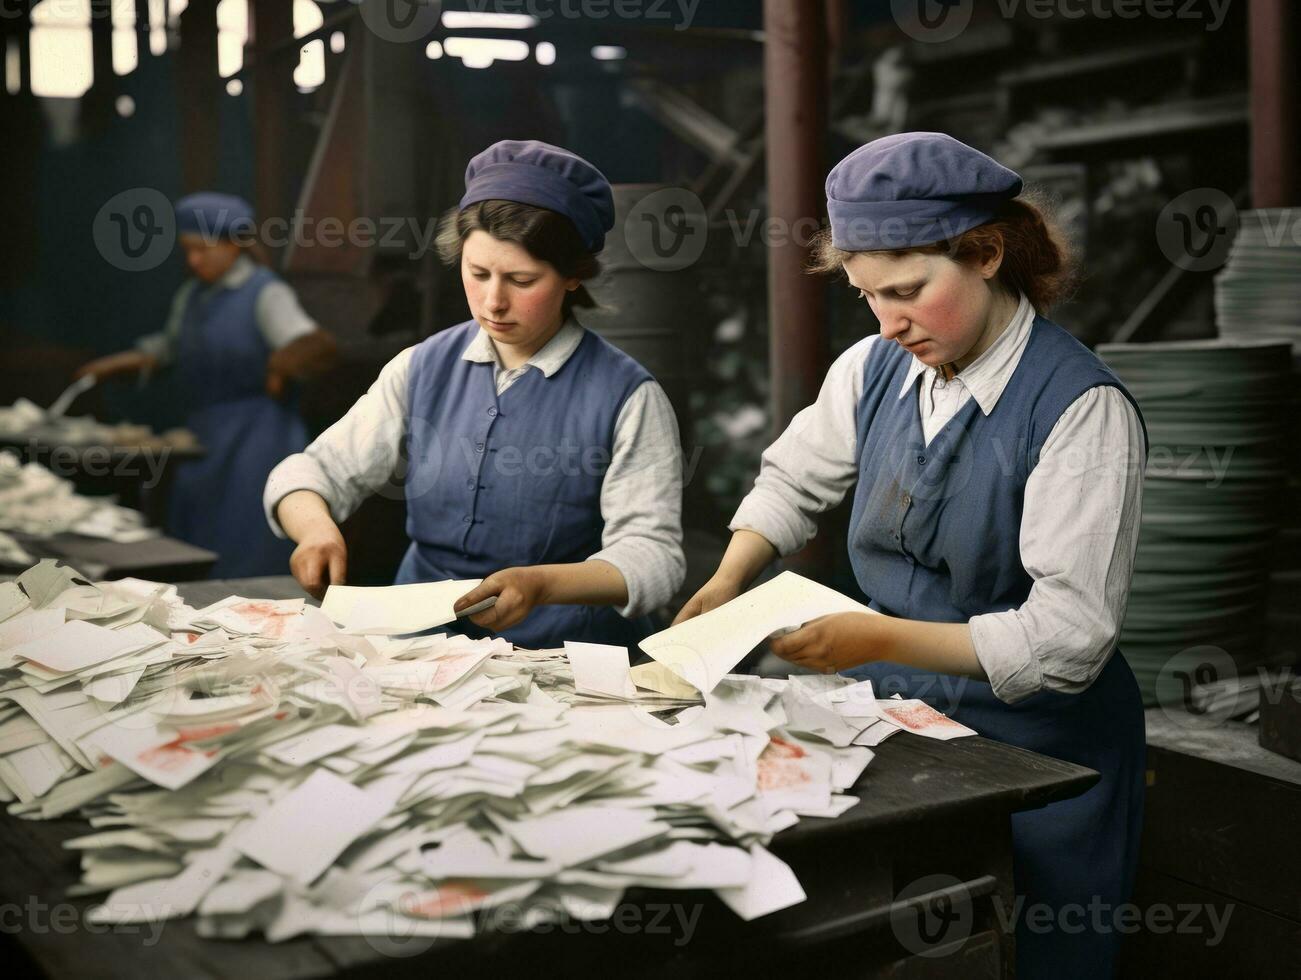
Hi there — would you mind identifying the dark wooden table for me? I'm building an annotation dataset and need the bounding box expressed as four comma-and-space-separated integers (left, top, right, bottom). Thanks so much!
1, 533, 216, 582
1, 578, 1101, 979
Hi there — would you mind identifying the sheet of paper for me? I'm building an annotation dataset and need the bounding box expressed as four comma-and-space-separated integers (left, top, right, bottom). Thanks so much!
499, 806, 670, 867
852, 719, 901, 746
235, 769, 400, 884
320, 580, 483, 635
565, 641, 635, 699
629, 660, 702, 700
83, 665, 148, 704
262, 723, 372, 767
0, 581, 30, 622
17, 559, 92, 608
0, 609, 66, 663
92, 723, 221, 791
877, 699, 977, 740
639, 571, 878, 696
422, 828, 561, 879
598, 840, 754, 889
89, 841, 241, 924
715, 845, 806, 920
7, 619, 144, 674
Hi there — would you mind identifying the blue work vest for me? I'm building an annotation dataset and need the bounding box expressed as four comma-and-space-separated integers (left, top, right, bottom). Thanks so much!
396, 320, 654, 649
169, 264, 306, 577
849, 314, 1147, 621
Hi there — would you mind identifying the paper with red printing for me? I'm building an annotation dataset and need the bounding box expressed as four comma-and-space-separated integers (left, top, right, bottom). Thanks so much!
878, 699, 976, 740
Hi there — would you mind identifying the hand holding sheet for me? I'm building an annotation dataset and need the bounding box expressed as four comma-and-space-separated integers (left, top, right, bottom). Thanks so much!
321, 580, 493, 635
638, 572, 879, 697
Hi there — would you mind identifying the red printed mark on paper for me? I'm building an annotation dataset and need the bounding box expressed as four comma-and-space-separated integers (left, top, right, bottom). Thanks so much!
881, 702, 962, 732
137, 741, 216, 773
430, 653, 482, 689
399, 881, 487, 919
230, 601, 298, 639
757, 736, 812, 792
174, 722, 239, 742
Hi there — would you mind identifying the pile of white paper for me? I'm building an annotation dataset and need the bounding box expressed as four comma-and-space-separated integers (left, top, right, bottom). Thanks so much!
0, 399, 196, 451
0, 451, 158, 545
0, 561, 974, 943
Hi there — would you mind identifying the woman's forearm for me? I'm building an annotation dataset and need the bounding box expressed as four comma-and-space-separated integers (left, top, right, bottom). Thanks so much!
713, 529, 779, 590
876, 617, 986, 680
536, 559, 630, 608
268, 330, 338, 380
275, 489, 337, 543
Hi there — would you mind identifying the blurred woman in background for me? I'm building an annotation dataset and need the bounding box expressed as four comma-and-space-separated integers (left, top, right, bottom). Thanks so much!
78, 192, 337, 576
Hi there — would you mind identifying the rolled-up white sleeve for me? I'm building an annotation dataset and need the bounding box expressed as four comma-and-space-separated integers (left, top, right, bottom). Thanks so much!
969, 385, 1146, 703
728, 337, 874, 556
255, 281, 319, 350
589, 381, 686, 619
263, 346, 414, 537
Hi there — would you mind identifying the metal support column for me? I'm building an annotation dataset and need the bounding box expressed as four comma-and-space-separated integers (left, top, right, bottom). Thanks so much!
1249, 0, 1299, 207
763, 0, 828, 438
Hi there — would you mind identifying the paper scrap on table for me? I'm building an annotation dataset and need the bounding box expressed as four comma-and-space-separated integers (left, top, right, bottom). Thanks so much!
877, 699, 977, 740
235, 769, 406, 884
0, 608, 66, 656
5, 619, 142, 673
638, 571, 879, 696
715, 845, 807, 920
321, 580, 483, 635
0, 581, 30, 622
565, 641, 635, 699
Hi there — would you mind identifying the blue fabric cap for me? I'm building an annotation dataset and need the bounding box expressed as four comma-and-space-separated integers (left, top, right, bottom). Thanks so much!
459, 140, 615, 253
826, 132, 1023, 251
174, 192, 256, 240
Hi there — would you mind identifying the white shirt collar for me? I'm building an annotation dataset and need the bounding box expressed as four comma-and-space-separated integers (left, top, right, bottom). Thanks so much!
218, 254, 256, 289
461, 315, 585, 378
896, 293, 1035, 415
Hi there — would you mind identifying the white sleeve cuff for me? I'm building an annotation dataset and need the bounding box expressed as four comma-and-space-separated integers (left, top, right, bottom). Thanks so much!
588, 537, 685, 620
728, 490, 813, 558
263, 454, 344, 539
969, 611, 1045, 704
135, 331, 173, 367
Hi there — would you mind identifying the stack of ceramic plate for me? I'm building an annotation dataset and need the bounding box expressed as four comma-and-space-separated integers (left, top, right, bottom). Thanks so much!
1096, 340, 1292, 704
1215, 209, 1301, 356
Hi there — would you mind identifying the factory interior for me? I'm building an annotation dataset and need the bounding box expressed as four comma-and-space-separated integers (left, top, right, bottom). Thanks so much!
0, 1, 1297, 977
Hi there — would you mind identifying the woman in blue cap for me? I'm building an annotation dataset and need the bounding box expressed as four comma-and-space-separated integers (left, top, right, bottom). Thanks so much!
78, 193, 337, 577
266, 140, 685, 649
678, 132, 1147, 976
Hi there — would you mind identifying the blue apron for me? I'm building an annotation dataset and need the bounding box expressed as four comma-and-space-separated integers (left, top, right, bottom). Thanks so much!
167, 266, 307, 578
844, 318, 1148, 977
396, 321, 657, 650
